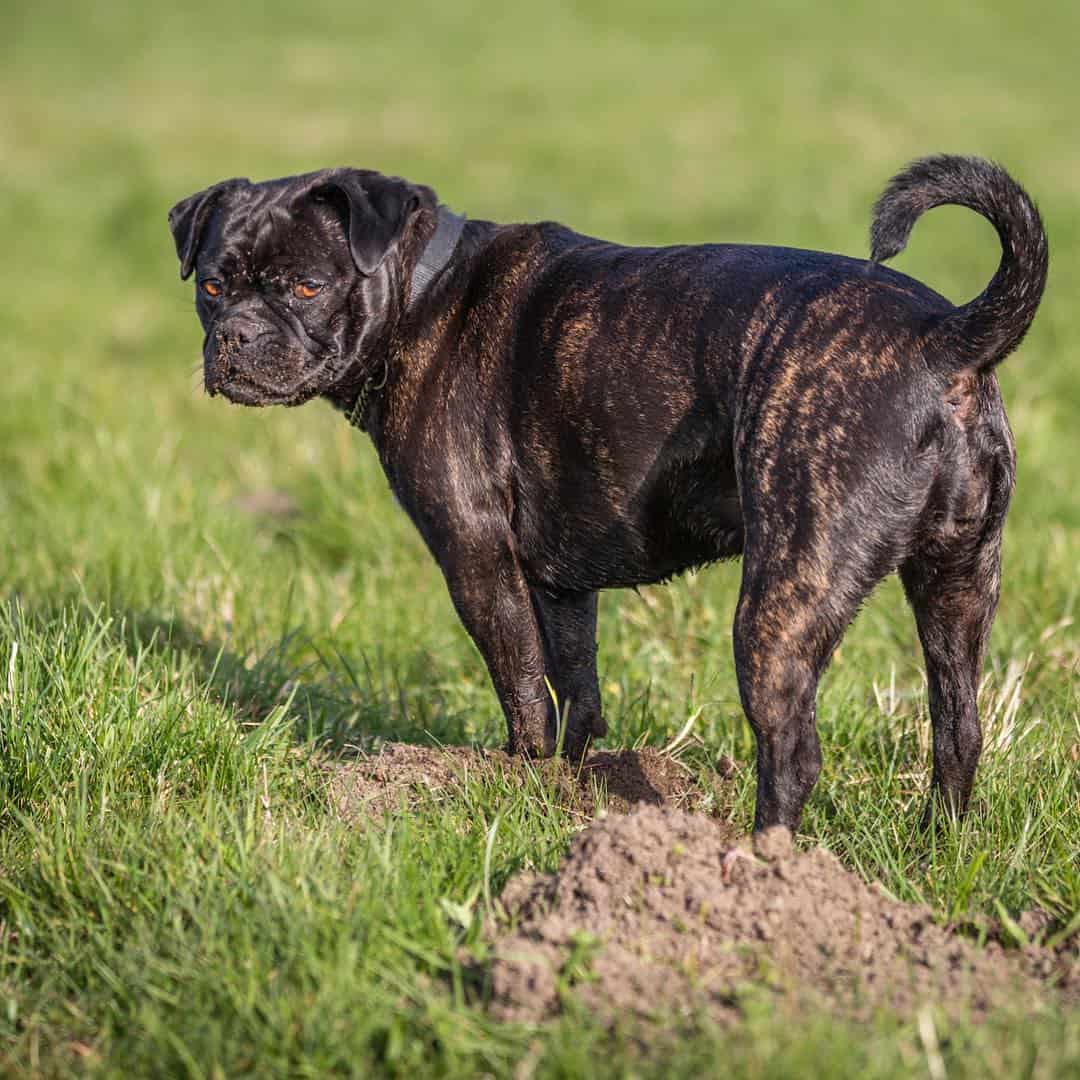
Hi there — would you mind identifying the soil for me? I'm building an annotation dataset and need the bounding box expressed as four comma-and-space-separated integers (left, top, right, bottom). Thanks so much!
321, 744, 1076, 1025
486, 805, 1079, 1024
323, 742, 734, 823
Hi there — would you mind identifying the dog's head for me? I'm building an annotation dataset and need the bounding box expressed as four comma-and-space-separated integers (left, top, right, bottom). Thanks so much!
168, 169, 432, 406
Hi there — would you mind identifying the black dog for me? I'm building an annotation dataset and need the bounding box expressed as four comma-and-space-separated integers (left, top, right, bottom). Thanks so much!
169, 156, 1047, 833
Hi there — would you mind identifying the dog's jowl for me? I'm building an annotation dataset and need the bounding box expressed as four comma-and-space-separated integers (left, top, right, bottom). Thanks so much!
169, 156, 1047, 833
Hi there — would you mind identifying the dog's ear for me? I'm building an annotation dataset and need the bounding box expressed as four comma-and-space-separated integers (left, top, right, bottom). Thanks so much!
168, 179, 248, 280
306, 171, 424, 275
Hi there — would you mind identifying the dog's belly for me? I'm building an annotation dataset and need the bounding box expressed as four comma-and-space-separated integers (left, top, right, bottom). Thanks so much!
515, 443, 743, 593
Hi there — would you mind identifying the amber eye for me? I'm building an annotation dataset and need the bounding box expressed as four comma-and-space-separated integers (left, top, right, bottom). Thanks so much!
201, 279, 223, 298
294, 281, 323, 300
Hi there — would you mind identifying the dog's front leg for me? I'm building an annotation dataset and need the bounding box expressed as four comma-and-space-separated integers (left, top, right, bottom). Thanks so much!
530, 589, 604, 761
441, 544, 555, 758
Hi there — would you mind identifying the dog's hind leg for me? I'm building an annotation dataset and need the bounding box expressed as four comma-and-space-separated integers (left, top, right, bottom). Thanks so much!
899, 401, 1014, 828
531, 589, 604, 761
732, 558, 858, 835
732, 508, 904, 833
900, 523, 1006, 828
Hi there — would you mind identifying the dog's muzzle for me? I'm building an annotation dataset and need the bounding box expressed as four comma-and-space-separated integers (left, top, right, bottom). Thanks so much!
204, 318, 274, 394
203, 318, 341, 405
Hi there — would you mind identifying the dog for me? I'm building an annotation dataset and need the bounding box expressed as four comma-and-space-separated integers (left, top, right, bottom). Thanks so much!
169, 155, 1047, 833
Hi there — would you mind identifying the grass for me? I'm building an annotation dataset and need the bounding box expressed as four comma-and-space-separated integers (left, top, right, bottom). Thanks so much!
1, 0, 1078, 1074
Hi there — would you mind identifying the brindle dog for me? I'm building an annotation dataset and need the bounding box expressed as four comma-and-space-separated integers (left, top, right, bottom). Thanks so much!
169, 156, 1047, 833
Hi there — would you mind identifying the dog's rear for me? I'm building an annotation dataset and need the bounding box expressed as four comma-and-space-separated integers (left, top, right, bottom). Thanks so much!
879, 157, 1046, 824
736, 156, 1047, 831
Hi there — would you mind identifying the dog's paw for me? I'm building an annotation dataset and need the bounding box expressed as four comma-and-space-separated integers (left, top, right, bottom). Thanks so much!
507, 718, 556, 759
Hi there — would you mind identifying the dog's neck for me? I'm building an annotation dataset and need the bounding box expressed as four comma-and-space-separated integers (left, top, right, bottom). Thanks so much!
344, 206, 466, 430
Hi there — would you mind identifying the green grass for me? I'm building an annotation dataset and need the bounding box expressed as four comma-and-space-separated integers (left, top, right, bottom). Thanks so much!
1, 0, 1078, 1074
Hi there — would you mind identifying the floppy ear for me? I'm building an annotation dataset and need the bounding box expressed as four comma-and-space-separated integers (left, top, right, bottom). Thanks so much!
168, 178, 248, 280
308, 171, 422, 275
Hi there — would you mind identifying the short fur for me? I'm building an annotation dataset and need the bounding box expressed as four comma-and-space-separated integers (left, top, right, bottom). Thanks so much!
169, 155, 1048, 833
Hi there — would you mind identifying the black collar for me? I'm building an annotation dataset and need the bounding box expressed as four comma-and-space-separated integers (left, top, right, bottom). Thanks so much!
346, 206, 466, 430
408, 206, 466, 307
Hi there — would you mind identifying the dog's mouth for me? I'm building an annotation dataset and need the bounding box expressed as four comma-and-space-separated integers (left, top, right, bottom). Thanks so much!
205, 341, 347, 408
213, 377, 317, 408
210, 366, 333, 407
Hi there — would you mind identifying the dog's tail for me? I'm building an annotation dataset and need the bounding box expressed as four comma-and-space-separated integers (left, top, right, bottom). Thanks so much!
870, 155, 1048, 373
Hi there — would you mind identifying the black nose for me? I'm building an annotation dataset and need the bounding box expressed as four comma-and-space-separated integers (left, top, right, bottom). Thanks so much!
218, 308, 273, 346
218, 321, 255, 351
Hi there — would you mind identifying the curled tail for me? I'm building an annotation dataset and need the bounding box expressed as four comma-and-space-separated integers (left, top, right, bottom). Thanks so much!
870, 155, 1048, 372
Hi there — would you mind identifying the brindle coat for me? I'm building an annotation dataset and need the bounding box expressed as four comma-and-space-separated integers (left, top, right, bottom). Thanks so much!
169, 156, 1048, 832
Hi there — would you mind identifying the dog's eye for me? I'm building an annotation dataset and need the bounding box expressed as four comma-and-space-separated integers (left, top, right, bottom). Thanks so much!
294, 281, 323, 300
201, 279, 223, 298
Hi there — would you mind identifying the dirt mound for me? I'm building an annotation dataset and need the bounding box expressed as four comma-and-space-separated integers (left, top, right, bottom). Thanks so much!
324, 743, 734, 823
488, 805, 1077, 1023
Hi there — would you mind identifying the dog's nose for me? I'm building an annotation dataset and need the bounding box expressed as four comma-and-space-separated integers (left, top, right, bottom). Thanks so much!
217, 323, 251, 351
217, 313, 269, 350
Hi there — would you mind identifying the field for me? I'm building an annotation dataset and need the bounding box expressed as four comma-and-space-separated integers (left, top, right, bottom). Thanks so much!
1, 0, 1078, 1074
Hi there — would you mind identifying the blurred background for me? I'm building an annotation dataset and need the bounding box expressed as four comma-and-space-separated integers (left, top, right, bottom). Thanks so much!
1, 0, 1077, 749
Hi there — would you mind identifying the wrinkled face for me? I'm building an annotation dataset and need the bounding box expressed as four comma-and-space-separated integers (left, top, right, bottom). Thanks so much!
169, 169, 423, 407
193, 195, 358, 405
